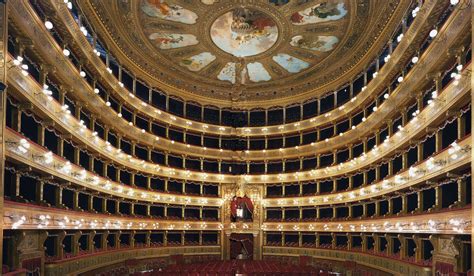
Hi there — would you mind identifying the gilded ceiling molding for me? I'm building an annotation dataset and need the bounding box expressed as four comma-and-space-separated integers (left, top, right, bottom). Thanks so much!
77, 0, 409, 108
30, 0, 457, 138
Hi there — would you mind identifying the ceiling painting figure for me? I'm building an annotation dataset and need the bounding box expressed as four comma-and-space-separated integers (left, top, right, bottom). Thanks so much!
180, 52, 216, 72
290, 35, 339, 52
142, 0, 198, 24
291, 2, 347, 25
210, 8, 279, 57
148, 33, 199, 49
272, 54, 309, 73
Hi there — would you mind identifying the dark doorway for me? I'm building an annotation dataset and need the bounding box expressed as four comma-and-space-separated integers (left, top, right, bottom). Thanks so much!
230, 233, 253, 260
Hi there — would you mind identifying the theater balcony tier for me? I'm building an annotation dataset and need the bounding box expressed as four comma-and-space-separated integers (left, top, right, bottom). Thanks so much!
4, 66, 470, 183
5, 43, 470, 162
4, 200, 469, 234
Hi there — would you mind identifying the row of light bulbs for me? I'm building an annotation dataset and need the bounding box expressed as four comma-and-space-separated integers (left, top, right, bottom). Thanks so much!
35, 58, 458, 181
30, 11, 460, 161
263, 217, 469, 234
9, 58, 466, 195
263, 140, 469, 207
9, 210, 468, 234
7, 128, 469, 209
9, 212, 214, 231
11, 0, 466, 183
44, 0, 461, 146
9, 133, 224, 206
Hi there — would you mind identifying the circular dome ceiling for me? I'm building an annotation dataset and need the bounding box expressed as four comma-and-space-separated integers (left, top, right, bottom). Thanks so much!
82, 0, 405, 107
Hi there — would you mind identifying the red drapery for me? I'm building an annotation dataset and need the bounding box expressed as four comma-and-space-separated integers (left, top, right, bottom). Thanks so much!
230, 196, 254, 217
435, 262, 454, 275
22, 258, 41, 274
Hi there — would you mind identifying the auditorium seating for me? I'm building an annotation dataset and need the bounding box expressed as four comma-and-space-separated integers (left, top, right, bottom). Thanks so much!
144, 260, 327, 275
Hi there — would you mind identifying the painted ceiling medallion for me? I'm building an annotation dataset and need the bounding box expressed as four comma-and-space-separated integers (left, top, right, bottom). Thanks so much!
210, 8, 279, 57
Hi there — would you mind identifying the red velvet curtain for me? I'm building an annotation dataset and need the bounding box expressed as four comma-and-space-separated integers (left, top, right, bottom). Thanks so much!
230, 198, 238, 217
435, 261, 462, 276
230, 196, 254, 217
230, 234, 253, 260
22, 258, 42, 274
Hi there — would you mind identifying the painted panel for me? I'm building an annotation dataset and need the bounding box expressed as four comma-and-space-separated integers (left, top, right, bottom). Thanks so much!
218, 62, 237, 84
201, 0, 218, 4
291, 2, 347, 25
149, 33, 199, 49
210, 8, 278, 57
142, 0, 198, 24
247, 62, 272, 82
180, 52, 216, 71
290, 35, 339, 52
272, 54, 309, 73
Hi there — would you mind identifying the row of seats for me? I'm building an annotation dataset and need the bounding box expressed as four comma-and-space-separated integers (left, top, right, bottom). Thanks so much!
154, 260, 327, 275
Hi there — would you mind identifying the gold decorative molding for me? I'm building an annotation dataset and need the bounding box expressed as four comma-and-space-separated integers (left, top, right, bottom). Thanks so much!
43, 0, 439, 135
6, 61, 470, 184
77, 0, 408, 107
45, 246, 220, 276
6, 0, 470, 161
3, 201, 223, 231
261, 208, 471, 234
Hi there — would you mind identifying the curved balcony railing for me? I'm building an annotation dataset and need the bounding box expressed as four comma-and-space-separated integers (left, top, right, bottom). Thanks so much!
5, 200, 470, 235
43, 245, 220, 276
4, 200, 222, 231
5, 128, 224, 205
262, 247, 433, 275
261, 207, 470, 234
7, 3, 469, 162
6, 56, 470, 184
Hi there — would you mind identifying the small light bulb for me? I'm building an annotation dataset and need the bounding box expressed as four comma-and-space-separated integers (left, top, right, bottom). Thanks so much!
429, 29, 438, 38
397, 34, 403, 42
93, 88, 99, 94
411, 56, 418, 64
45, 20, 53, 30
79, 71, 86, 77
63, 48, 70, 56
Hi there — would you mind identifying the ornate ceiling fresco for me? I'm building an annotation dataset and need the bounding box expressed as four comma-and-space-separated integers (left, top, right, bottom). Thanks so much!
81, 0, 405, 107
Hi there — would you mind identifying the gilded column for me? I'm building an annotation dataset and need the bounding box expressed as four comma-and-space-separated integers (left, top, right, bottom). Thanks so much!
0, 1, 8, 268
